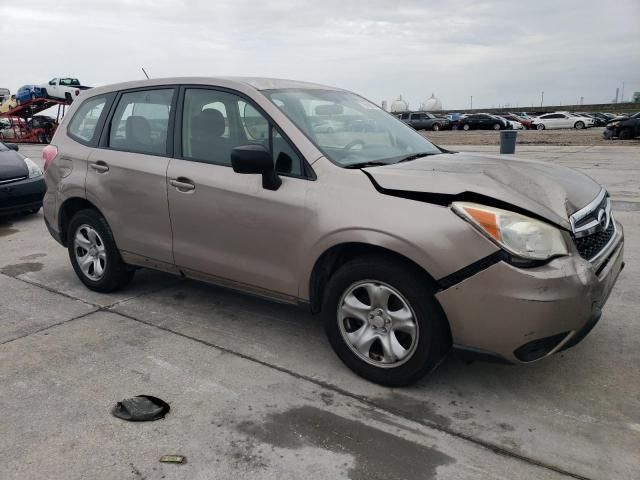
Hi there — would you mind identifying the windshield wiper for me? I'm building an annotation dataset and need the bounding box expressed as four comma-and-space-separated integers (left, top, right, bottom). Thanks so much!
343, 160, 392, 169
396, 152, 437, 163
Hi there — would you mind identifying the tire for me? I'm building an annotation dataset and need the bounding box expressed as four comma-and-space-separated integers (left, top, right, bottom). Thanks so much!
574, 121, 585, 130
42, 89, 48, 99
619, 128, 632, 140
38, 133, 46, 144
67, 209, 134, 292
462, 123, 470, 131
536, 123, 545, 130
322, 255, 451, 386
30, 93, 36, 101
493, 123, 501, 130
65, 93, 72, 104
431, 123, 441, 131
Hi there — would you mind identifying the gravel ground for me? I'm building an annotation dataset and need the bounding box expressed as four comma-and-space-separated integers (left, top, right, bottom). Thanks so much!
421, 127, 640, 146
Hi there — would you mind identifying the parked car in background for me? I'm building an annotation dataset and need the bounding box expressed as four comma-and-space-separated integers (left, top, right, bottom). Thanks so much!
499, 113, 533, 129
0, 88, 10, 103
603, 112, 640, 139
312, 119, 344, 133
531, 112, 591, 130
589, 112, 613, 124
39, 78, 92, 103
0, 117, 27, 140
567, 113, 595, 128
400, 111, 451, 131
446, 112, 464, 129
0, 94, 17, 113
0, 141, 45, 216
457, 113, 510, 130
16, 85, 46, 105
576, 113, 606, 127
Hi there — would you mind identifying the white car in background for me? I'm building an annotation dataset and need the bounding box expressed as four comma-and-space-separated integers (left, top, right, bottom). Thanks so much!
531, 112, 594, 130
507, 120, 524, 130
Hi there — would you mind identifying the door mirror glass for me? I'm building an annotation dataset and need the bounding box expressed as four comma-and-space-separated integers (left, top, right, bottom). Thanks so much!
231, 144, 281, 190
242, 103, 269, 141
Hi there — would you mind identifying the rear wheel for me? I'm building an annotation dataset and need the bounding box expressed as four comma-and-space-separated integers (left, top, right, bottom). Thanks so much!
431, 123, 441, 131
65, 92, 72, 104
462, 123, 470, 131
536, 123, 545, 130
574, 121, 585, 129
322, 256, 451, 386
493, 123, 501, 130
67, 209, 134, 292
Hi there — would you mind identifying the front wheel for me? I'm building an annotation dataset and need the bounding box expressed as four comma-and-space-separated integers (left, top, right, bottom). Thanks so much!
536, 123, 545, 130
618, 128, 632, 140
574, 121, 585, 130
493, 123, 501, 130
322, 256, 451, 386
67, 209, 134, 292
462, 123, 470, 131
431, 123, 441, 131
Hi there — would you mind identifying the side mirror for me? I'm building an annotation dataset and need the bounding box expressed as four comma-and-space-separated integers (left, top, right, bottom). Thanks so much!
231, 144, 281, 191
6, 143, 19, 151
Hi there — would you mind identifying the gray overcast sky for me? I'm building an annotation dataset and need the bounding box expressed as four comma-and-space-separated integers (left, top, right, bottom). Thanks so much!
1, 0, 639, 110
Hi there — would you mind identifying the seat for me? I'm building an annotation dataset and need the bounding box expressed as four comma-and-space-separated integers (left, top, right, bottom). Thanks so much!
124, 115, 163, 154
189, 109, 230, 164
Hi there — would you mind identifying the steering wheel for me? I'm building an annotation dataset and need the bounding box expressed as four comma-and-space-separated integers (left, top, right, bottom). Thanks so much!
343, 139, 365, 151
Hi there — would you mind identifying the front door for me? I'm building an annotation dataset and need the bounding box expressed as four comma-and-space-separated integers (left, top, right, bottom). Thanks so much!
167, 87, 309, 299
85, 87, 176, 265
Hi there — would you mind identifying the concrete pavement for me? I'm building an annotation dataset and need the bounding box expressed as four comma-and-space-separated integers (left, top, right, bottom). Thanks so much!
1, 144, 639, 479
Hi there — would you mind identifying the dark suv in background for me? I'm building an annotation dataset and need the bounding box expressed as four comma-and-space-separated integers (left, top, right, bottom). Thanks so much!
400, 112, 451, 131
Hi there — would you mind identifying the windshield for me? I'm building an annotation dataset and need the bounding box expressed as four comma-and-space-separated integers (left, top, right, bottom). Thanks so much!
264, 89, 441, 167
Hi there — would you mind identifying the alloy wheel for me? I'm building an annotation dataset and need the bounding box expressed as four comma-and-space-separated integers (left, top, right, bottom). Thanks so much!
337, 280, 419, 368
73, 224, 107, 281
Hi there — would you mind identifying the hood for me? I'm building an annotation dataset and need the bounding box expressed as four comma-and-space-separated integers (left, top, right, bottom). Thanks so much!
364, 152, 603, 230
0, 149, 28, 182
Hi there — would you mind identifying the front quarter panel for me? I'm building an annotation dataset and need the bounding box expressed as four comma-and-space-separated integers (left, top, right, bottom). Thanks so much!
298, 157, 500, 299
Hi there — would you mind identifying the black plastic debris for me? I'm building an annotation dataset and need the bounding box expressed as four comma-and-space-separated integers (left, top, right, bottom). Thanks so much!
111, 395, 170, 422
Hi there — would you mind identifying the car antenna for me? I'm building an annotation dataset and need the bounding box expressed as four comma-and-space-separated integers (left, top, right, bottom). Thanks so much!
142, 67, 150, 79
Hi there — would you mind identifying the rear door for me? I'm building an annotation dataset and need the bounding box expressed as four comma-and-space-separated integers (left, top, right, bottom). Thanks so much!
85, 87, 177, 267
167, 86, 309, 298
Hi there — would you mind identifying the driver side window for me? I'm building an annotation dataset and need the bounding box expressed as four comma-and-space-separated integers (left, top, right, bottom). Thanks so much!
181, 88, 303, 175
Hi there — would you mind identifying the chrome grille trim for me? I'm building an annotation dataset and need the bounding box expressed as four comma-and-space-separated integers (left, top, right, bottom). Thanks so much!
569, 188, 610, 239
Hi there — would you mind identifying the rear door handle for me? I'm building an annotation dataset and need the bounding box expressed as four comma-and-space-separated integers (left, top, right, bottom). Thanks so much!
169, 178, 196, 192
90, 161, 109, 173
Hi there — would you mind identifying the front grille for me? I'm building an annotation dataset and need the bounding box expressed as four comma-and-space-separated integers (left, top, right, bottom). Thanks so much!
573, 195, 607, 230
574, 221, 615, 260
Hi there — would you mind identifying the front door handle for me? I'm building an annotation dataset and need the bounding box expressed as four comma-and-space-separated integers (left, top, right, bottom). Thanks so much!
90, 161, 109, 173
169, 178, 196, 192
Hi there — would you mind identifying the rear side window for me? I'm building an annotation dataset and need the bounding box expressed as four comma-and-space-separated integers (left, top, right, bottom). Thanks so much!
67, 95, 108, 143
109, 89, 174, 156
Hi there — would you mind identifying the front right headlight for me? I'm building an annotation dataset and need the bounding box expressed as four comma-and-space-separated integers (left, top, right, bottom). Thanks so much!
452, 202, 569, 261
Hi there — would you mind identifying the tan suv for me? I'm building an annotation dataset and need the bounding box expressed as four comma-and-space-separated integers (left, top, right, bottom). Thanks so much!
42, 78, 624, 386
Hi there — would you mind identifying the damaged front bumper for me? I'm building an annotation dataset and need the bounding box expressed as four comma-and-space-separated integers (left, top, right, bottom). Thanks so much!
437, 221, 624, 364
